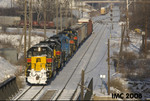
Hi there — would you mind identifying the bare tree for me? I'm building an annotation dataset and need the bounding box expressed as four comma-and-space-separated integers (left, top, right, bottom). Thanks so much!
32, 0, 42, 22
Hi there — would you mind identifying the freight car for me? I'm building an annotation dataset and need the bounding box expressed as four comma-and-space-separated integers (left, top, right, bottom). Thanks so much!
19, 21, 55, 29
0, 16, 75, 29
25, 18, 93, 84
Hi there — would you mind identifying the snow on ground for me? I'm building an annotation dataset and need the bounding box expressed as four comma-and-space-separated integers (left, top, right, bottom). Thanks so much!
0, 33, 44, 50
0, 56, 17, 83
110, 22, 142, 54
1, 27, 57, 38
110, 77, 150, 100
0, 33, 44, 83
108, 6, 150, 100
91, 6, 145, 99
88, 6, 120, 96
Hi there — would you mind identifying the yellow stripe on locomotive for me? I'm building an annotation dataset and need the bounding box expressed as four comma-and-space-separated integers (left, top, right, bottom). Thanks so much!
31, 57, 46, 71
53, 49, 56, 57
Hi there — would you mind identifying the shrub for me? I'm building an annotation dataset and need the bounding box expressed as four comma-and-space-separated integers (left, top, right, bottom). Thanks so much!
110, 78, 125, 92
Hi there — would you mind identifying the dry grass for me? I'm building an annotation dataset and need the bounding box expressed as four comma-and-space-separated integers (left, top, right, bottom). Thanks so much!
15, 72, 24, 89
118, 59, 150, 80
121, 51, 138, 60
16, 57, 26, 66
110, 78, 125, 93
90, 11, 101, 17
113, 51, 150, 80
16, 76, 24, 89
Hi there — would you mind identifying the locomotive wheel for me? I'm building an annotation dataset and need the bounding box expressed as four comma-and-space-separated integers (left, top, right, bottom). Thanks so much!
52, 70, 56, 77
60, 62, 63, 68
58, 61, 61, 69
63, 59, 66, 66
66, 56, 69, 62
48, 70, 53, 79
71, 51, 73, 56
57, 61, 62, 70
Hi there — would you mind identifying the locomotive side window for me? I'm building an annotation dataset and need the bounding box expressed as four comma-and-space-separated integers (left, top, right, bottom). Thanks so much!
27, 51, 32, 58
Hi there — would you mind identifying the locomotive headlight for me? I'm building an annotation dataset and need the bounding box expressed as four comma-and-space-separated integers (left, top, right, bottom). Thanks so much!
38, 47, 41, 52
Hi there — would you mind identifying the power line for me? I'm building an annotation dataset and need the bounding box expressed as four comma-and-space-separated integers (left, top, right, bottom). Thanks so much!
85, 50, 107, 74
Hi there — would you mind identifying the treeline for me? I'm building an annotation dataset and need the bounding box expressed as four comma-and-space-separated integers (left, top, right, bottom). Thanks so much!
129, 0, 150, 37
0, 0, 73, 22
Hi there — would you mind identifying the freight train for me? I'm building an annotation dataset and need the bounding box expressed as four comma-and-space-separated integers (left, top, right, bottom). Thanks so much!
100, 5, 111, 15
25, 18, 93, 84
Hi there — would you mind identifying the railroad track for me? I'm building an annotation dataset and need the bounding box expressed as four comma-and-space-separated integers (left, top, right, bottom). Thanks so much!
14, 86, 44, 100
53, 23, 108, 100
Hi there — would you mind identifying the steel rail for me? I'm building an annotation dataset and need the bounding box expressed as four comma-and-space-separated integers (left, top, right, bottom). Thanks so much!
15, 86, 32, 100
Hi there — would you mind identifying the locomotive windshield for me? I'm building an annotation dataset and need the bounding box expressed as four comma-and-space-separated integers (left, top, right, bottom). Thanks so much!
27, 47, 52, 58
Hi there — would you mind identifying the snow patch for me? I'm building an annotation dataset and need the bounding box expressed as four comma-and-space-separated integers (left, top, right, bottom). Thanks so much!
0, 56, 16, 83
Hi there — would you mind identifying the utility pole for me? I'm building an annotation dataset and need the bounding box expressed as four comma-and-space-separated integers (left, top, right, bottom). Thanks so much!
77, 0, 79, 18
56, 0, 59, 34
77, 0, 80, 19
126, 0, 130, 41
71, 0, 73, 26
80, 0, 82, 18
119, 24, 125, 59
145, 1, 147, 54
65, 0, 69, 29
82, 1, 83, 18
11, 0, 12, 8
110, 7, 113, 30
81, 70, 84, 100
60, 3, 63, 31
24, 0, 27, 61
107, 39, 110, 95
44, 0, 47, 40
28, 0, 32, 50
